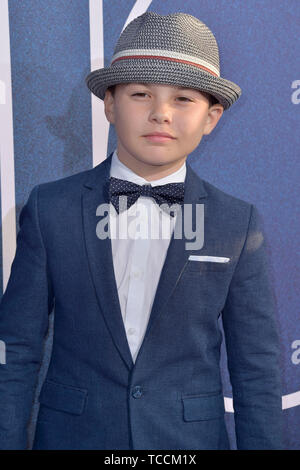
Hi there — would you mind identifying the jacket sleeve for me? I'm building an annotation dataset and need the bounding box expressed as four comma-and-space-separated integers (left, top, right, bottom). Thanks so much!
0, 185, 54, 449
221, 204, 284, 450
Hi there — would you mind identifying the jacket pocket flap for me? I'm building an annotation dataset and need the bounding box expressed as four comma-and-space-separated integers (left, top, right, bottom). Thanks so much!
182, 392, 225, 421
38, 379, 88, 415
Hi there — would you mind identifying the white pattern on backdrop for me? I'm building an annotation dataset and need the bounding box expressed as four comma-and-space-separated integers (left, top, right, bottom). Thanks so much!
88, 0, 153, 167
0, 0, 16, 294
121, 0, 154, 34
88, 0, 109, 167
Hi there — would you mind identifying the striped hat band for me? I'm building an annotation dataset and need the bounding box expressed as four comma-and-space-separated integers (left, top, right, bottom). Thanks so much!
111, 49, 220, 77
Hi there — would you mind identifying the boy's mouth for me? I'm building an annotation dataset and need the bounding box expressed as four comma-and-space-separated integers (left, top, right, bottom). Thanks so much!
143, 132, 176, 142
144, 135, 175, 142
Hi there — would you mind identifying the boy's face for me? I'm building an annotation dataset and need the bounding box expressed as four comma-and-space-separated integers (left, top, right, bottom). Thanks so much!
104, 82, 223, 180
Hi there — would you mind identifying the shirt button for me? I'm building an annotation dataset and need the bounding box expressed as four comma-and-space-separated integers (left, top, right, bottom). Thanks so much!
132, 386, 143, 399
127, 328, 136, 335
132, 270, 140, 280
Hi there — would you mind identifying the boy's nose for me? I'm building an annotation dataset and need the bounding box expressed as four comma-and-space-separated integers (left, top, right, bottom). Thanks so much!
149, 103, 172, 123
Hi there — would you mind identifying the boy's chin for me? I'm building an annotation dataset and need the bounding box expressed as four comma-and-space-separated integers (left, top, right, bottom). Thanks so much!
136, 156, 181, 167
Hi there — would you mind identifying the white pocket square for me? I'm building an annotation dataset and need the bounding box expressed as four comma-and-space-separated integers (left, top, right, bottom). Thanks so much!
188, 255, 230, 263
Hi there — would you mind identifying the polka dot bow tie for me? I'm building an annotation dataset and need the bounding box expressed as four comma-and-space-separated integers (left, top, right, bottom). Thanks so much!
109, 176, 185, 217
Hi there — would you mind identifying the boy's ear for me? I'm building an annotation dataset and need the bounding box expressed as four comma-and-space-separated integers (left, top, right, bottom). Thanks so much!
104, 89, 115, 124
203, 104, 224, 135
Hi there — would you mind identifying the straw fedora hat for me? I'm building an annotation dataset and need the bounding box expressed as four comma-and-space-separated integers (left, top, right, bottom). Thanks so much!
85, 11, 241, 110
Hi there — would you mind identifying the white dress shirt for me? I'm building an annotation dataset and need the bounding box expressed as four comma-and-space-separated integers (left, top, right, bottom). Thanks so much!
109, 149, 186, 363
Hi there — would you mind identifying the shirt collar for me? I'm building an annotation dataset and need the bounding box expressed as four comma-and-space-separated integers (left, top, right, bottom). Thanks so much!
110, 149, 186, 186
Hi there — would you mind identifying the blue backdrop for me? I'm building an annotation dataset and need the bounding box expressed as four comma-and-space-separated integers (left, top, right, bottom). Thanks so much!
2, 0, 299, 449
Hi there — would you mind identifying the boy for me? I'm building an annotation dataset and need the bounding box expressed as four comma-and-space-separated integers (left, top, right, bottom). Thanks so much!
0, 12, 283, 449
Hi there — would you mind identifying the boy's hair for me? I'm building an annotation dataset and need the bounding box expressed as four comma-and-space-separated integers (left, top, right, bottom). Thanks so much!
106, 84, 219, 108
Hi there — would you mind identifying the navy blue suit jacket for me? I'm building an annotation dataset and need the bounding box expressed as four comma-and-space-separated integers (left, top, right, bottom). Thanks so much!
0, 153, 283, 449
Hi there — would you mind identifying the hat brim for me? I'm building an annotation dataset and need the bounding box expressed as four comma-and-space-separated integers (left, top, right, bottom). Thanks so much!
85, 59, 241, 110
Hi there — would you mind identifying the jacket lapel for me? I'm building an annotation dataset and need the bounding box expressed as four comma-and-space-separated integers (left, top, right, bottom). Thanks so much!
81, 153, 207, 370
133, 161, 208, 366
82, 153, 134, 370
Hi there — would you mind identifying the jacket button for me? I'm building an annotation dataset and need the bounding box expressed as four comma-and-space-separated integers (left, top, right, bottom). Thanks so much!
132, 386, 143, 399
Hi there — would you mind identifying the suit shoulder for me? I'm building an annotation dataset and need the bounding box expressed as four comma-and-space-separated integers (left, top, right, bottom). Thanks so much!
31, 161, 107, 209
201, 178, 253, 212
198, 177, 256, 233
199, 178, 261, 248
37, 166, 95, 194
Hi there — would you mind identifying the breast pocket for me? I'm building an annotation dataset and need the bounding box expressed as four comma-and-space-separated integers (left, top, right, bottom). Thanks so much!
183, 259, 233, 274
182, 391, 225, 421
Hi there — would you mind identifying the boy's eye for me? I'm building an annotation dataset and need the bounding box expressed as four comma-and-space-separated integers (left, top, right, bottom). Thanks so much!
132, 93, 192, 102
177, 96, 193, 102
132, 92, 147, 97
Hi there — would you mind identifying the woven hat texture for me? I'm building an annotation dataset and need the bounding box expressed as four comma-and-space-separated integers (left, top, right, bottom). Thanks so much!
85, 11, 241, 110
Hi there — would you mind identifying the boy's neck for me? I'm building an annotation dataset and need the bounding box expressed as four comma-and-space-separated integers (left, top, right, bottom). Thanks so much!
116, 150, 187, 182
